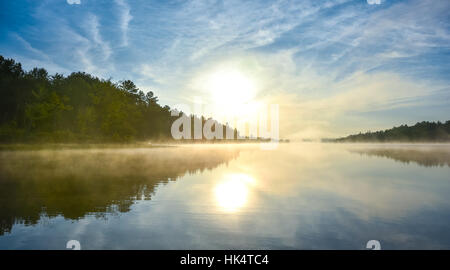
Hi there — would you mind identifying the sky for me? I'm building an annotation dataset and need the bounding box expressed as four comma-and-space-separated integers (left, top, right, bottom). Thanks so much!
1, 0, 449, 139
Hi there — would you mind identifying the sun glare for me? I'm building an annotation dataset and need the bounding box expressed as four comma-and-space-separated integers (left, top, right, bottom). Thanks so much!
206, 69, 256, 107
214, 174, 255, 213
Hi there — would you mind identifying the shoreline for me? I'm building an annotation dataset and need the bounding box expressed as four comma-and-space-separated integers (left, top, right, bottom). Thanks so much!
2, 141, 450, 151
0, 139, 286, 151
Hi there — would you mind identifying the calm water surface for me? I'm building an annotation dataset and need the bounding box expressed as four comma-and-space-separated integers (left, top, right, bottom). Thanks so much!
0, 143, 449, 249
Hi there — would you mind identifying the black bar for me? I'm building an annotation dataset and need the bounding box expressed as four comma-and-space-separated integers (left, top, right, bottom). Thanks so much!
0, 250, 448, 269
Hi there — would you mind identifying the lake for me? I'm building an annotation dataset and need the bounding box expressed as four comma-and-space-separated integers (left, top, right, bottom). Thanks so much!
0, 143, 449, 249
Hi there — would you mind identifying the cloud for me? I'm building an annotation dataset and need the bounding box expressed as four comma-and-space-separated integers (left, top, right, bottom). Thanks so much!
11, 33, 70, 74
160, 0, 337, 62
85, 14, 112, 61
135, 0, 353, 100
114, 0, 133, 47
13, 33, 51, 61
367, 0, 381, 4
67, 0, 81, 5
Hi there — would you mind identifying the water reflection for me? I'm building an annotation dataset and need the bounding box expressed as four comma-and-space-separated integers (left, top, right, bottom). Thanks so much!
1, 143, 450, 249
214, 174, 255, 213
350, 144, 450, 167
0, 147, 240, 235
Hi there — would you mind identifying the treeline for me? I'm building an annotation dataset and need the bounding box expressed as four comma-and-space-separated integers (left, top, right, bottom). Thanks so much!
0, 55, 243, 143
330, 121, 450, 142
0, 55, 179, 142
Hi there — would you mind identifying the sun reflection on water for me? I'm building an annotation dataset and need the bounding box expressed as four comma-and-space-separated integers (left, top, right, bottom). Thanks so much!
214, 173, 255, 213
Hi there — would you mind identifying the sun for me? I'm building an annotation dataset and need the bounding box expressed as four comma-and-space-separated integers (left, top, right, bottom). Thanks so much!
193, 65, 261, 128
206, 69, 256, 107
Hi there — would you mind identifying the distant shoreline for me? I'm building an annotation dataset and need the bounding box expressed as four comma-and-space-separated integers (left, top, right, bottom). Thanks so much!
322, 141, 450, 144
323, 120, 450, 143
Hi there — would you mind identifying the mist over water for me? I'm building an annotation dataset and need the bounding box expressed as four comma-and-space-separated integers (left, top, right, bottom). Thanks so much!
0, 143, 449, 249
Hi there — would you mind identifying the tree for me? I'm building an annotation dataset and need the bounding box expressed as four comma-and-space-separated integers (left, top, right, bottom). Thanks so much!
0, 55, 239, 143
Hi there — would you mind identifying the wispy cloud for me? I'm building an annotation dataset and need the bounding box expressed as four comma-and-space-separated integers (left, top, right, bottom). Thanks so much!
115, 0, 132, 47
11, 33, 70, 74
56, 23, 107, 76
13, 33, 51, 62
85, 14, 112, 61
367, 0, 381, 5
67, 0, 81, 5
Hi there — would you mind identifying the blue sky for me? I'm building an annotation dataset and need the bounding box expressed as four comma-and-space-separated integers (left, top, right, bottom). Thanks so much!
1, 0, 449, 138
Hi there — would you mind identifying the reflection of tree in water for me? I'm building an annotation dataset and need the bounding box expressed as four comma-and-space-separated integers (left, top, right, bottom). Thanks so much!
0, 147, 240, 235
351, 147, 450, 167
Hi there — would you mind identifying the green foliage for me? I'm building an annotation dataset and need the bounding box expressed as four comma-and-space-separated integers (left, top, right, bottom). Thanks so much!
334, 121, 450, 142
0, 55, 176, 142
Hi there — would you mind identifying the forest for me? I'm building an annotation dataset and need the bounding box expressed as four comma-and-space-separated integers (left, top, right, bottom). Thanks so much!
0, 55, 240, 143
330, 121, 450, 142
